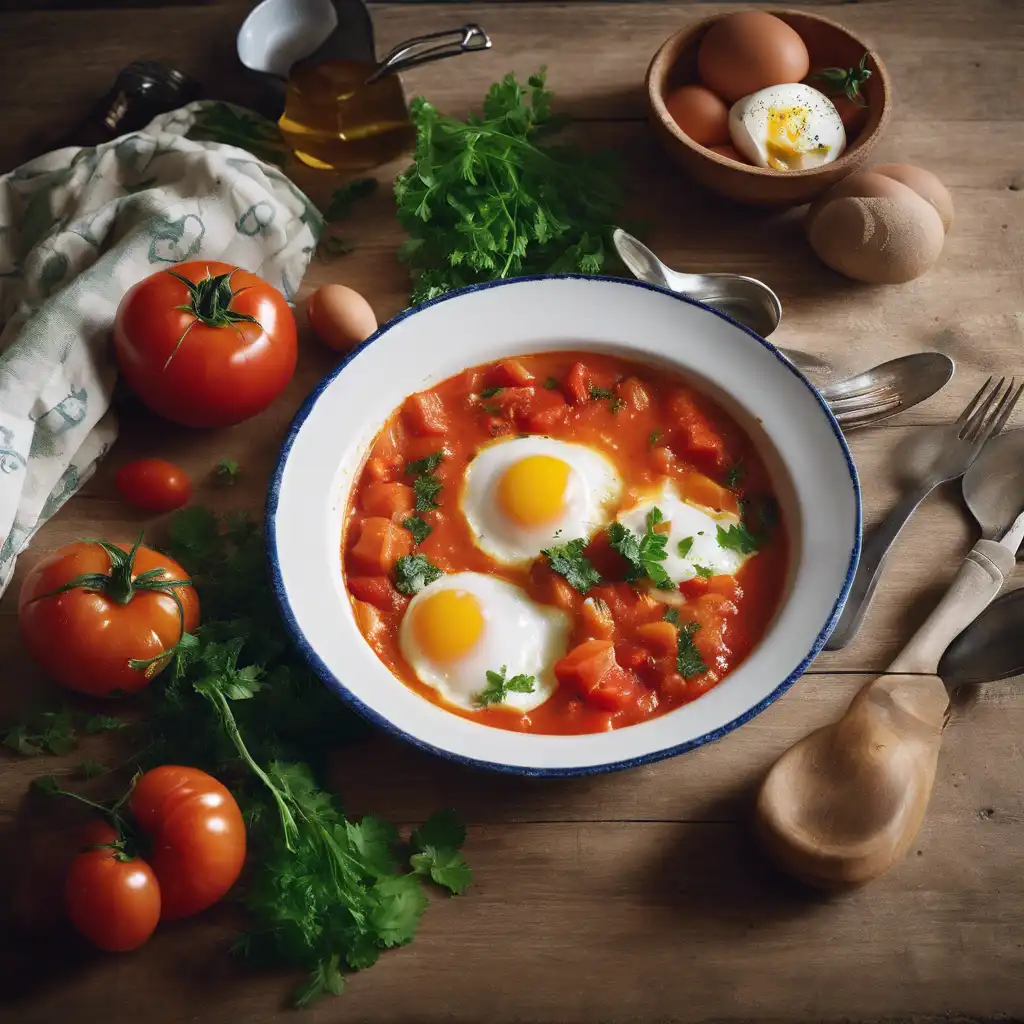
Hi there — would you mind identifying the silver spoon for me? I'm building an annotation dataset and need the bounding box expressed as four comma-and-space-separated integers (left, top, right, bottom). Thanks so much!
962, 427, 1024, 549
612, 229, 955, 429
939, 586, 1024, 686
613, 228, 783, 339
820, 353, 955, 431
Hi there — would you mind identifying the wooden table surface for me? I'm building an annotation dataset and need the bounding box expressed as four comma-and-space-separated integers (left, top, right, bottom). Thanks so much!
1, 1, 1022, 1021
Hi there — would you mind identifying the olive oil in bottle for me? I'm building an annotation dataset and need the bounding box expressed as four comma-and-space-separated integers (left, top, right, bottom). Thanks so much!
277, 59, 416, 171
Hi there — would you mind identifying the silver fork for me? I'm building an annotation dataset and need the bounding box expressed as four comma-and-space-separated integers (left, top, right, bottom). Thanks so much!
825, 376, 1024, 650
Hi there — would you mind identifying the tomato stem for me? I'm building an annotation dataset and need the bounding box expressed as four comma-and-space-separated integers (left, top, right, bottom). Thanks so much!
163, 266, 265, 370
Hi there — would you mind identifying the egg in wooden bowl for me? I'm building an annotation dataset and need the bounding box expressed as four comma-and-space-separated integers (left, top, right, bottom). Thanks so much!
647, 10, 892, 206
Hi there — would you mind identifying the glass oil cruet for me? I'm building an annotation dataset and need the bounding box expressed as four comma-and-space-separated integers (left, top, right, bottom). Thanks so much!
278, 24, 492, 171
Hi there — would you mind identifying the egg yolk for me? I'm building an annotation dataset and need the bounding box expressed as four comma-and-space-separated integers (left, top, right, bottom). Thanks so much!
497, 454, 571, 526
412, 589, 484, 663
765, 105, 828, 169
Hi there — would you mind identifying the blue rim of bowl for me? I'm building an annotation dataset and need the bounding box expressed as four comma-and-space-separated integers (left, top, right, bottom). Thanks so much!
266, 274, 862, 777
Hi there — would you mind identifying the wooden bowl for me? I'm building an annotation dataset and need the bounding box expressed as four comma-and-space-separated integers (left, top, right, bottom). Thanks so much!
646, 10, 891, 206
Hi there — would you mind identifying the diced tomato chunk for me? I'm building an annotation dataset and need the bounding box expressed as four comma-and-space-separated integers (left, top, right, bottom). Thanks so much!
679, 577, 710, 600
706, 575, 741, 601
402, 391, 448, 436
361, 482, 415, 520
364, 457, 395, 483
488, 359, 535, 387
616, 641, 651, 671
348, 575, 403, 611
680, 471, 736, 514
404, 436, 448, 466
634, 620, 678, 656
564, 362, 591, 406
669, 390, 728, 469
371, 422, 404, 464
349, 517, 413, 573
580, 596, 615, 640
489, 386, 535, 421
651, 446, 676, 475
618, 378, 650, 412
353, 599, 385, 642
525, 390, 570, 432
554, 639, 639, 711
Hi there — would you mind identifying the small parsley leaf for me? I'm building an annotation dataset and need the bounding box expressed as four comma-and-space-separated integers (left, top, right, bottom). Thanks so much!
609, 396, 626, 414
693, 564, 714, 579
401, 516, 432, 545
544, 376, 559, 390
588, 385, 615, 400
647, 430, 662, 450
716, 522, 760, 556
476, 665, 536, 707
608, 507, 672, 588
405, 452, 445, 475
410, 809, 471, 894
406, 452, 445, 512
215, 459, 239, 485
663, 607, 680, 625
676, 622, 707, 678
478, 386, 504, 398
541, 537, 601, 594
677, 537, 694, 559
394, 554, 444, 595
723, 462, 744, 489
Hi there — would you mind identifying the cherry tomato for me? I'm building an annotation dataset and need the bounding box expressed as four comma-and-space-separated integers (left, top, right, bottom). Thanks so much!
116, 458, 192, 512
18, 538, 199, 697
129, 766, 246, 920
66, 821, 161, 952
113, 261, 297, 428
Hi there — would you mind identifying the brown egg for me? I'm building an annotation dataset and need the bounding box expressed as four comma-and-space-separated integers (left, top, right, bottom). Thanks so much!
697, 12, 810, 103
707, 143, 748, 164
664, 84, 730, 146
873, 163, 954, 232
307, 284, 378, 352
806, 172, 946, 284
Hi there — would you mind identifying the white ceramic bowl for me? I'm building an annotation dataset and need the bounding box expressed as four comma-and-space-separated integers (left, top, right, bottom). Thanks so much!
268, 276, 860, 776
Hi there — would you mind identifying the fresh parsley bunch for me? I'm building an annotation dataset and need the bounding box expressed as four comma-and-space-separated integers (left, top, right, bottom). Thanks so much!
394, 68, 623, 303
144, 509, 470, 1007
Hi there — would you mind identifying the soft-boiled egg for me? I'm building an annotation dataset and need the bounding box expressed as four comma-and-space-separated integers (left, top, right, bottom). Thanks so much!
399, 573, 570, 712
461, 436, 622, 564
616, 482, 754, 586
729, 83, 846, 171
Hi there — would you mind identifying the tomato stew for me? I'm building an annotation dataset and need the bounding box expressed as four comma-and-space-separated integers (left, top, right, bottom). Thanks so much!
342, 352, 788, 735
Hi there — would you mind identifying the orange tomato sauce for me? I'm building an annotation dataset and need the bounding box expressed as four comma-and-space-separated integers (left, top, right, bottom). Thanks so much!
342, 351, 789, 735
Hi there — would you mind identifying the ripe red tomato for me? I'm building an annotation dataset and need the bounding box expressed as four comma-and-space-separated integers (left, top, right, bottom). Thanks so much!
113, 261, 297, 428
129, 766, 247, 920
115, 458, 192, 512
18, 538, 199, 697
66, 821, 161, 952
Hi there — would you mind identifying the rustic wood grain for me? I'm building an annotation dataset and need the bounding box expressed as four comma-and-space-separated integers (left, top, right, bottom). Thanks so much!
0, 0, 1022, 1020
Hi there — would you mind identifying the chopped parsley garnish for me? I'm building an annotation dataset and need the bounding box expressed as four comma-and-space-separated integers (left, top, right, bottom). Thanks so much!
608, 507, 673, 589
676, 621, 707, 678
215, 459, 239, 485
393, 554, 444, 595
609, 396, 626, 414
541, 537, 601, 594
588, 384, 615, 401
677, 536, 694, 559
663, 607, 680, 625
405, 451, 445, 512
723, 462, 744, 489
401, 516, 432, 545
716, 522, 760, 556
476, 665, 536, 707
647, 430, 662, 450
693, 563, 714, 579
544, 376, 559, 389
479, 386, 504, 398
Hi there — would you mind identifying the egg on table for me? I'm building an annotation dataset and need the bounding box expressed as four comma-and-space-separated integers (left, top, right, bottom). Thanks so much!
616, 481, 754, 586
729, 83, 846, 171
461, 436, 622, 564
399, 572, 570, 712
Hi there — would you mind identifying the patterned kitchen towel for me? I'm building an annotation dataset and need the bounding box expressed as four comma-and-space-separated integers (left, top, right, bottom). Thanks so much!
0, 101, 322, 596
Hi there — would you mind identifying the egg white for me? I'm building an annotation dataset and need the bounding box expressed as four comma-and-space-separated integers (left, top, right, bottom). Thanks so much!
616, 482, 753, 586
399, 572, 570, 713
728, 83, 846, 171
460, 436, 622, 564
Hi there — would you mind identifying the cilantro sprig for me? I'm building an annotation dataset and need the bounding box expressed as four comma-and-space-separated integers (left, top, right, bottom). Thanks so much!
608, 507, 673, 590
475, 665, 536, 708
394, 69, 623, 303
541, 537, 600, 594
